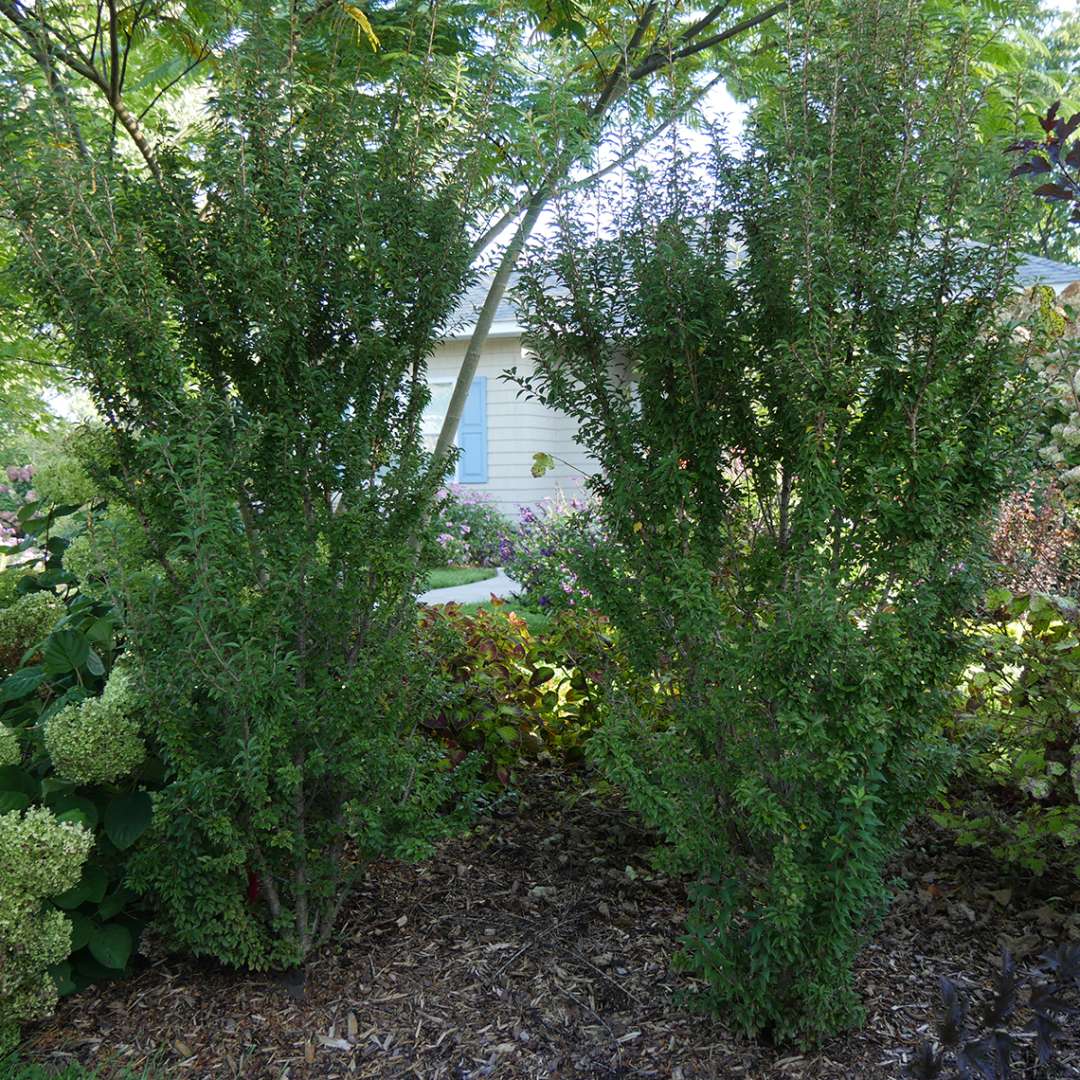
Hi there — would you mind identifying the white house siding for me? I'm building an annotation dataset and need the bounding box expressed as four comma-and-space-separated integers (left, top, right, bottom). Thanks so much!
428, 334, 596, 519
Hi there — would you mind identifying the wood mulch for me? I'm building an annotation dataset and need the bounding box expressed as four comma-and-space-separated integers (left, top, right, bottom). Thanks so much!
21, 771, 1080, 1079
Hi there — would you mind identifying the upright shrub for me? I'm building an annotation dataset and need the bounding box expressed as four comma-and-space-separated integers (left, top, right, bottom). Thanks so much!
1, 22, 473, 969
514, 2, 1033, 1042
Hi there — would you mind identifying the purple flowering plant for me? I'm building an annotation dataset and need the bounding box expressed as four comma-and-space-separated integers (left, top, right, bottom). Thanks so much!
0, 462, 42, 571
432, 484, 513, 567
504, 492, 606, 612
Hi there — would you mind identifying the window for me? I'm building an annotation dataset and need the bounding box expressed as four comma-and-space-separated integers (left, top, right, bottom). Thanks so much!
423, 377, 488, 483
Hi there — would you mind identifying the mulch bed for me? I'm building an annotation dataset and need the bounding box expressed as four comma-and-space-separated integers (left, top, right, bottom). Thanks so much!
21, 771, 1080, 1079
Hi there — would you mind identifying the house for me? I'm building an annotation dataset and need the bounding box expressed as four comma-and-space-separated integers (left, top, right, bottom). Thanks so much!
431, 252, 1080, 518
426, 277, 596, 518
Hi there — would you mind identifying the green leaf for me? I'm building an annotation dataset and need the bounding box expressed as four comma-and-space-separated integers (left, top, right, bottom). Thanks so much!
0, 665, 45, 702
0, 764, 40, 799
88, 923, 132, 970
53, 864, 108, 910
43, 629, 90, 675
495, 724, 518, 744
0, 791, 30, 813
50, 960, 77, 996
47, 793, 100, 829
104, 791, 153, 850
68, 911, 94, 951
531, 451, 555, 478
85, 649, 106, 677
97, 886, 136, 921
85, 617, 116, 646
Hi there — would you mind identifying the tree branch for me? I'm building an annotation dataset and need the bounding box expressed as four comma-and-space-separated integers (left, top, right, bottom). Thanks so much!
629, 2, 786, 81
0, 0, 162, 181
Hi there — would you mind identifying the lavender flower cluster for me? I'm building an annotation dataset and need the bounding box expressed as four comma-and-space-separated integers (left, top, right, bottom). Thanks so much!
0, 463, 40, 570
432, 484, 512, 567
504, 493, 605, 611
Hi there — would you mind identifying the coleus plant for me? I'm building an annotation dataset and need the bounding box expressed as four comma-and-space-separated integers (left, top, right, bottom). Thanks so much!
906, 945, 1080, 1079
1009, 101, 1080, 223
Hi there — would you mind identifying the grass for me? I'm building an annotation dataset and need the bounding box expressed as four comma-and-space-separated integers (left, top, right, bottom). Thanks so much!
0, 1058, 158, 1080
424, 566, 497, 590
455, 600, 552, 635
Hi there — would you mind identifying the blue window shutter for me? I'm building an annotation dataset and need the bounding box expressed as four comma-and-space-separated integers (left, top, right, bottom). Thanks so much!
458, 376, 488, 483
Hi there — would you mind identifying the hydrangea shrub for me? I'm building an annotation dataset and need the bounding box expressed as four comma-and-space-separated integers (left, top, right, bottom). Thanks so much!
44, 663, 145, 785
0, 590, 63, 676
0, 807, 93, 1051
1011, 282, 1080, 495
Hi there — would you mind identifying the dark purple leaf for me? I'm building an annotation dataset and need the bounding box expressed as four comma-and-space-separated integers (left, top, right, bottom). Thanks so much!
939, 977, 967, 1048
907, 1042, 943, 1079
991, 1031, 1012, 1080
1066, 144, 1080, 170
1032, 1013, 1059, 1066
1029, 981, 1068, 1017
1056, 112, 1080, 141
1040, 101, 1061, 132
958, 1037, 996, 1080
982, 950, 1018, 1027
1040, 943, 1080, 985
1011, 157, 1052, 178
1031, 182, 1075, 201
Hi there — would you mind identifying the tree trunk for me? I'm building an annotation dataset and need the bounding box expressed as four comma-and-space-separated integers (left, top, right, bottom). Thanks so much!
430, 190, 548, 473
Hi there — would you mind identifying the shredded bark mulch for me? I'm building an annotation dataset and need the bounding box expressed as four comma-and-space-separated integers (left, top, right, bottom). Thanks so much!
22, 771, 1080, 1079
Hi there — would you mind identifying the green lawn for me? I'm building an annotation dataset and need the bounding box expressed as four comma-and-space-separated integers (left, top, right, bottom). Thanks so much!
454, 600, 552, 636
424, 566, 497, 590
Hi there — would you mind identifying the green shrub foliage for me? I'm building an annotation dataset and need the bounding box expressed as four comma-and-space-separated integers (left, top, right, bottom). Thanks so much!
513, 2, 1034, 1042
416, 602, 605, 781
0, 591, 63, 676
2, 21, 474, 969
0, 807, 93, 1052
938, 590, 1080, 879
1, 510, 158, 1029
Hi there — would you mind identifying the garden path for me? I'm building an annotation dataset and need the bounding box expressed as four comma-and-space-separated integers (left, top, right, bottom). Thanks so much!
418, 568, 521, 605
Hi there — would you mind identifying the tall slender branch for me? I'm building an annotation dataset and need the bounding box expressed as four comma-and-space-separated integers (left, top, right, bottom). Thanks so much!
431, 3, 788, 477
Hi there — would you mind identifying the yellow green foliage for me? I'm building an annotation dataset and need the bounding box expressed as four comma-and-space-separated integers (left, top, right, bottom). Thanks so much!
0, 572, 23, 610
30, 447, 98, 508
61, 508, 154, 603
44, 663, 145, 784
0, 807, 92, 1051
0, 590, 63, 676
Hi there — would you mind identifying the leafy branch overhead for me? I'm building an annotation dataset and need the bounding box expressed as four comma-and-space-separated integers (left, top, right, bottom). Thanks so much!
1009, 101, 1080, 223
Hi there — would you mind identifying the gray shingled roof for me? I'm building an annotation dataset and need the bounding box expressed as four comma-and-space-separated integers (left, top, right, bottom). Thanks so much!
447, 250, 1080, 333
447, 275, 522, 333
1016, 252, 1080, 289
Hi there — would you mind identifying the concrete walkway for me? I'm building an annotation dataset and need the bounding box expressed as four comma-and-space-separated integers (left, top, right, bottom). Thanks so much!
418, 568, 521, 605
